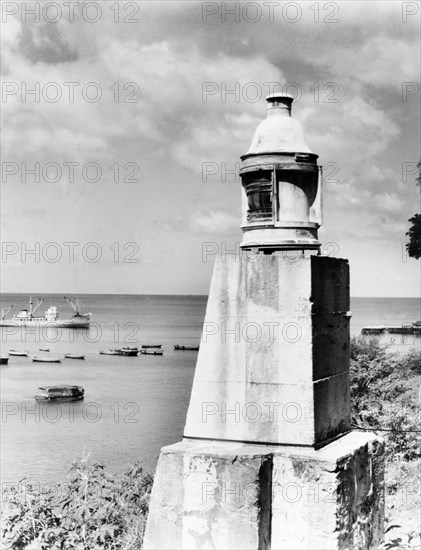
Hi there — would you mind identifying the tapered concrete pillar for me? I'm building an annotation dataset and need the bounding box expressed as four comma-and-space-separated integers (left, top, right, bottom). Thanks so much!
143, 95, 384, 549
184, 253, 351, 448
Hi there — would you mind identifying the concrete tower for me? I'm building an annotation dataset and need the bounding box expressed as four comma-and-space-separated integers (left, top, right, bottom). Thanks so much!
144, 96, 385, 550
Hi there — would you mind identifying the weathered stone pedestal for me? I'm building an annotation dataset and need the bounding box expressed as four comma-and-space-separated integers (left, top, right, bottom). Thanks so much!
144, 253, 385, 549
184, 253, 352, 447
143, 433, 385, 550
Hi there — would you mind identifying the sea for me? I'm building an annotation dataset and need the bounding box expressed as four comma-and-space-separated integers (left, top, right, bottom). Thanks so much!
1, 294, 420, 486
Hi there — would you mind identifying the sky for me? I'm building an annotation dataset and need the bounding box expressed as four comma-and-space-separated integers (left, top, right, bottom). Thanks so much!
1, 0, 420, 296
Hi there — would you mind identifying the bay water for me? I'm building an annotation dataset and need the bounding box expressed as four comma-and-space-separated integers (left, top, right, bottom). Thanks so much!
1, 294, 419, 485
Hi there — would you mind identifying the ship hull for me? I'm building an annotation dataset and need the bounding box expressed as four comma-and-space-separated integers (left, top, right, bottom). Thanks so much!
0, 318, 90, 328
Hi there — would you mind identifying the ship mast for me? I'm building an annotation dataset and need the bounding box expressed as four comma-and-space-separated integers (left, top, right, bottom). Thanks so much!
32, 299, 44, 315
1, 306, 13, 320
64, 296, 79, 315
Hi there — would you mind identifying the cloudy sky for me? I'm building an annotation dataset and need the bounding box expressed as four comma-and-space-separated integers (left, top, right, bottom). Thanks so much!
1, 0, 420, 296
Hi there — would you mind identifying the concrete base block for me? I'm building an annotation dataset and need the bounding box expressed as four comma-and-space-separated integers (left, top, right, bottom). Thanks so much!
143, 431, 385, 550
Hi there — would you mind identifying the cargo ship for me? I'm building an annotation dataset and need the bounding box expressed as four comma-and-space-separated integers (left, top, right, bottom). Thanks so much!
0, 297, 91, 328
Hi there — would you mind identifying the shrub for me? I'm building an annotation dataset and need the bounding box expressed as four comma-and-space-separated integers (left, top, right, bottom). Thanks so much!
1, 457, 153, 550
350, 337, 421, 462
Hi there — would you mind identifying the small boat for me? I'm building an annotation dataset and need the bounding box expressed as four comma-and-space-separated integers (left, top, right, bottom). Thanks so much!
139, 349, 163, 355
32, 356, 61, 363
0, 356, 9, 365
39, 348, 50, 352
99, 349, 120, 356
99, 349, 138, 356
141, 344, 162, 349
174, 345, 200, 351
35, 385, 84, 402
64, 354, 85, 360
118, 348, 139, 356
9, 350, 28, 357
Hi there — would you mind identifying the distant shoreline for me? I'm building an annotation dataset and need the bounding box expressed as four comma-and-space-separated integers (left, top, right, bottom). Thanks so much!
1, 293, 420, 299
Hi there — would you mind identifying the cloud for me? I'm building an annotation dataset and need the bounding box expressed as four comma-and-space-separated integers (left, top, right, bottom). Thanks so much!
376, 193, 404, 213
1, 1, 420, 296
189, 210, 239, 235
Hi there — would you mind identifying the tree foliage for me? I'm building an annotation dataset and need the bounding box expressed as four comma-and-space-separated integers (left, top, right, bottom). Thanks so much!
406, 213, 421, 259
405, 160, 421, 259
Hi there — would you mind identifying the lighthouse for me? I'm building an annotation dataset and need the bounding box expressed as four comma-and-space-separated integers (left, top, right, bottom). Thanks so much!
144, 95, 385, 550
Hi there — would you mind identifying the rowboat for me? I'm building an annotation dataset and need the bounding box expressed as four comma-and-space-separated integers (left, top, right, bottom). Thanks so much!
32, 356, 61, 363
99, 349, 138, 356
64, 354, 85, 360
141, 345, 162, 349
35, 385, 84, 402
9, 350, 28, 357
174, 345, 199, 351
119, 348, 139, 356
139, 349, 163, 355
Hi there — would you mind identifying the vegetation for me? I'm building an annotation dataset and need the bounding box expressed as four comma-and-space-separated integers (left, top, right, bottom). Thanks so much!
1, 458, 153, 550
350, 336, 420, 462
350, 336, 421, 549
405, 159, 421, 259
2, 338, 420, 548
406, 214, 421, 259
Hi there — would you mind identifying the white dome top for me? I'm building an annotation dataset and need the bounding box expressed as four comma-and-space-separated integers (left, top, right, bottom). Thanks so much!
245, 94, 313, 155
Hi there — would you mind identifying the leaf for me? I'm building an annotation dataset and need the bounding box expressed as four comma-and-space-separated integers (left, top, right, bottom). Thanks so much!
385, 524, 401, 533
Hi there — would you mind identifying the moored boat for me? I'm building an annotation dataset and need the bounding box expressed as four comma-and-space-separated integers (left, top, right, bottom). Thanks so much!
99, 348, 138, 356
35, 385, 84, 402
174, 345, 199, 351
119, 348, 139, 356
9, 350, 28, 357
139, 349, 163, 355
0, 357, 9, 365
64, 354, 85, 360
99, 349, 120, 355
141, 344, 162, 349
32, 356, 61, 363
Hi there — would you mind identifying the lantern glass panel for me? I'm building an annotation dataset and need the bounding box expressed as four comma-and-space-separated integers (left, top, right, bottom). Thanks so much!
243, 172, 273, 222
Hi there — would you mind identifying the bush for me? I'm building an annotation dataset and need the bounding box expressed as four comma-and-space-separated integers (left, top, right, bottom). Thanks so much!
1, 458, 153, 550
350, 337, 421, 462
